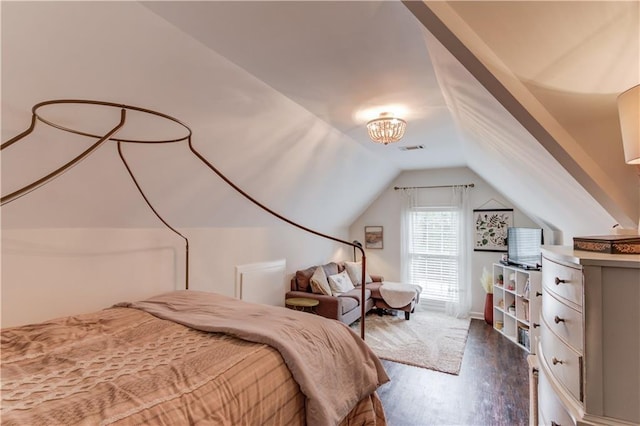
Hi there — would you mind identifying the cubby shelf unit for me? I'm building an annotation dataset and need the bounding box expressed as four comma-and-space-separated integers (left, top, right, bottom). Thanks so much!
492, 263, 542, 353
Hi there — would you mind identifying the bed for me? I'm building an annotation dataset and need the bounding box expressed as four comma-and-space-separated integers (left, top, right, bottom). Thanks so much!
2, 100, 387, 424
1, 290, 389, 425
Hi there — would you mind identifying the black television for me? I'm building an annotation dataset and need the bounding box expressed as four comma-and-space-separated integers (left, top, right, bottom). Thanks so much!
506, 227, 543, 270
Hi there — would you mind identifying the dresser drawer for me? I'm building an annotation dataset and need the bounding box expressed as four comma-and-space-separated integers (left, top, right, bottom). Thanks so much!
538, 367, 575, 426
540, 318, 583, 402
542, 257, 583, 308
541, 289, 583, 352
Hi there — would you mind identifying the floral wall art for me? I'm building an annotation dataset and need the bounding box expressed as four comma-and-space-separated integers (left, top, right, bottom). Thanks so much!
473, 208, 513, 252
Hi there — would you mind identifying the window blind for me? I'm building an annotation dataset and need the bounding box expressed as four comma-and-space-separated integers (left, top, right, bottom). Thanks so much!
409, 208, 459, 303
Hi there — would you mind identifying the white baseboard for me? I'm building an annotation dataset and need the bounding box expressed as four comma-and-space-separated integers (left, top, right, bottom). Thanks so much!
469, 311, 484, 320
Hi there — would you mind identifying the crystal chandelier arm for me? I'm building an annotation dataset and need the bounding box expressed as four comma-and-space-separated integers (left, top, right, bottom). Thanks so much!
366, 113, 407, 145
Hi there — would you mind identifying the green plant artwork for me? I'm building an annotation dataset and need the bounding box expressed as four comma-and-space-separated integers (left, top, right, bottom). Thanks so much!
473, 209, 513, 252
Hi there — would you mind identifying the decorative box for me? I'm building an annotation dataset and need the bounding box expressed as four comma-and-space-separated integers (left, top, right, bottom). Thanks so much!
573, 235, 640, 255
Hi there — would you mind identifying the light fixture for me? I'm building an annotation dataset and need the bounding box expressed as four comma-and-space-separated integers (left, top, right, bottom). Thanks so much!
617, 84, 639, 164
366, 112, 407, 145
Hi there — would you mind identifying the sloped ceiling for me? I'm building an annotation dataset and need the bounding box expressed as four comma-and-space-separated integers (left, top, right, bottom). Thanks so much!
142, 1, 467, 171
2, 1, 638, 241
405, 0, 639, 234
1, 1, 399, 231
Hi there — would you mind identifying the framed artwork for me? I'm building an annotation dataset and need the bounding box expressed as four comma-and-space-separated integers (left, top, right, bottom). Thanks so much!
473, 209, 513, 252
364, 226, 384, 249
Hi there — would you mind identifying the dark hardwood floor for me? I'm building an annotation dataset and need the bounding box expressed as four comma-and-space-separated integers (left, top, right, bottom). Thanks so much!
377, 319, 530, 426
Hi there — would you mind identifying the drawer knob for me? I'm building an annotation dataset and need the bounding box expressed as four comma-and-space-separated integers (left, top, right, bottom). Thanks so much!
536, 291, 542, 297
554, 315, 565, 324
555, 277, 566, 285
551, 422, 561, 426
552, 357, 564, 365
533, 323, 540, 328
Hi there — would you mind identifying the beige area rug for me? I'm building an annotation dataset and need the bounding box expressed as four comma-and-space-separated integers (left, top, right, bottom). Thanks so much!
351, 308, 471, 375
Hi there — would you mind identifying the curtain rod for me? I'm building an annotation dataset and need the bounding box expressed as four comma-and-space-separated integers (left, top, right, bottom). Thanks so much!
394, 183, 475, 190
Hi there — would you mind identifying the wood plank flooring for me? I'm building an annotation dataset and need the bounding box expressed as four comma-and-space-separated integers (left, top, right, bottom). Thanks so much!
377, 319, 530, 426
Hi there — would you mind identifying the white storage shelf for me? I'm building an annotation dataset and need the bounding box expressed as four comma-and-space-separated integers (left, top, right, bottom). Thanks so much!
492, 263, 541, 353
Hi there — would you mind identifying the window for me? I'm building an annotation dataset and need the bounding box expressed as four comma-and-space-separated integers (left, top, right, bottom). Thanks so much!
408, 207, 459, 305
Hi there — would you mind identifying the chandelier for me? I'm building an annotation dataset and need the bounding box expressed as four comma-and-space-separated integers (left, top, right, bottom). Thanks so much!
366, 112, 407, 145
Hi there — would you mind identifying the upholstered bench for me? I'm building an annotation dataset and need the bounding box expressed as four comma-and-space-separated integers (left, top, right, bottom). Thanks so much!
366, 282, 422, 320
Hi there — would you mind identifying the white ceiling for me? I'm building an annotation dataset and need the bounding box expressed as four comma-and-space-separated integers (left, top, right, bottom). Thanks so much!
142, 0, 640, 231
143, 1, 467, 171
1, 1, 638, 240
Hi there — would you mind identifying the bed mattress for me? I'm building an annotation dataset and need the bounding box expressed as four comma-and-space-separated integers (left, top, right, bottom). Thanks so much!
1, 293, 387, 425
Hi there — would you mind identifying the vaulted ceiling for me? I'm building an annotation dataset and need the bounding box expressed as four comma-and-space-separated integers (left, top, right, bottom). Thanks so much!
2, 1, 638, 242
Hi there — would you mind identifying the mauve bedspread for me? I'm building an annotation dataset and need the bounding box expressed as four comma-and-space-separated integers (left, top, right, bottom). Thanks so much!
1, 291, 388, 425
119, 290, 390, 425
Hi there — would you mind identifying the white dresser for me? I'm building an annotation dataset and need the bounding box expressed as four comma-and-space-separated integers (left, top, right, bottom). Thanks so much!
534, 246, 640, 426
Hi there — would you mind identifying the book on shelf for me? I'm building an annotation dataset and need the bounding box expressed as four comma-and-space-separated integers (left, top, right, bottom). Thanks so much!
522, 300, 529, 321
517, 325, 530, 350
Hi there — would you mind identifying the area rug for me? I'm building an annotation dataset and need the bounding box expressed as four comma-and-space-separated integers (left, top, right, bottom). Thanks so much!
351, 308, 471, 375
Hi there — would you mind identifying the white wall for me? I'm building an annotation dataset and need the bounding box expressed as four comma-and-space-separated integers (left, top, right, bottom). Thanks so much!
1, 1, 398, 233
349, 167, 539, 318
1, 225, 347, 327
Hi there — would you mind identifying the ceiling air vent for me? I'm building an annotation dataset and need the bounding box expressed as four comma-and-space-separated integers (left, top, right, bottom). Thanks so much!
398, 145, 424, 151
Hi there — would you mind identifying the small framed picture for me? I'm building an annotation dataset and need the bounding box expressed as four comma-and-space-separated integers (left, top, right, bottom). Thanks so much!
365, 226, 383, 249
